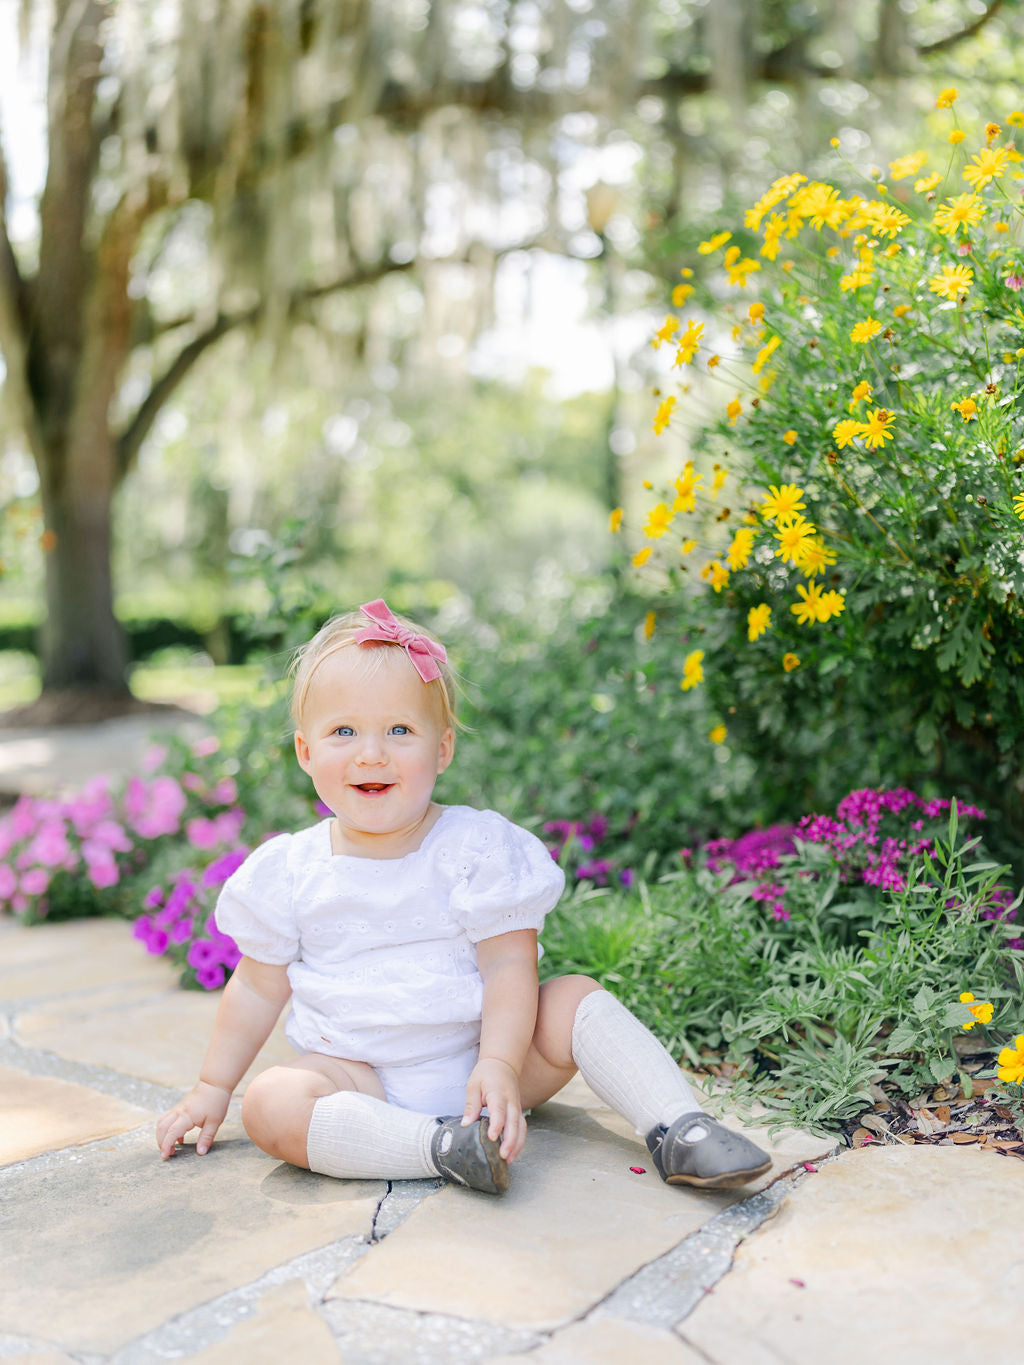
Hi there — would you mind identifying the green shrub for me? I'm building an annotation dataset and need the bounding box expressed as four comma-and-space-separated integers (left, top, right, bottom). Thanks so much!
625, 93, 1024, 866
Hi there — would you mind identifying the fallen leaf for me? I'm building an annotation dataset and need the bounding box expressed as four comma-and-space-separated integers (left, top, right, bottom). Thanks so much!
860, 1112, 891, 1135
851, 1128, 877, 1148
951, 1132, 980, 1144
935, 1104, 951, 1124
932, 1086, 951, 1102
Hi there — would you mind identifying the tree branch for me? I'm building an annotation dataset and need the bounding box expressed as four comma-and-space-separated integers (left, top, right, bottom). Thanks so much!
115, 258, 417, 478
917, 0, 1005, 55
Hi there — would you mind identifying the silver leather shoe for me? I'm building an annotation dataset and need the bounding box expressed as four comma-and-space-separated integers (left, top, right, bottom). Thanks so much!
430, 1117, 510, 1194
645, 1112, 772, 1188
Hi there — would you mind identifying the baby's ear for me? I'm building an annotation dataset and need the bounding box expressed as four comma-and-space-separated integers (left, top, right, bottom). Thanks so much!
437, 726, 455, 774
294, 731, 312, 773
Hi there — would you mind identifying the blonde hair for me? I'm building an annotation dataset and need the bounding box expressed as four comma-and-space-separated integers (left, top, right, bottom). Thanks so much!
289, 609, 457, 731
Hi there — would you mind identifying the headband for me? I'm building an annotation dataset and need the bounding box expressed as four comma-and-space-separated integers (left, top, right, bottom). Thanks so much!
354, 599, 448, 683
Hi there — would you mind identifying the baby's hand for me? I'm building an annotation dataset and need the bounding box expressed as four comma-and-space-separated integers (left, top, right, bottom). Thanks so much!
462, 1058, 527, 1162
156, 1081, 232, 1159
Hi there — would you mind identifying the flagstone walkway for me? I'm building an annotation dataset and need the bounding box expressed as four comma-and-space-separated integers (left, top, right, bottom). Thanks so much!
1, 720, 1023, 1362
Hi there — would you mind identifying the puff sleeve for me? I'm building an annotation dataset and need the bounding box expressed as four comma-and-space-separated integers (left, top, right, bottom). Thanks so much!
213, 833, 300, 965
449, 811, 565, 943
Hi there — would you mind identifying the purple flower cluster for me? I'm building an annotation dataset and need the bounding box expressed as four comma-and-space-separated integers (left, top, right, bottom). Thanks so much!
798, 787, 986, 894
543, 815, 634, 888
134, 847, 248, 989
0, 741, 248, 920
700, 788, 1013, 934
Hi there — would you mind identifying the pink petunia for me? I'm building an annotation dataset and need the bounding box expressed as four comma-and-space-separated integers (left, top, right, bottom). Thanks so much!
19, 868, 50, 896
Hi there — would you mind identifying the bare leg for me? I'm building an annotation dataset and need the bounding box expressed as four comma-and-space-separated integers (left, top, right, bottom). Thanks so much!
519, 974, 602, 1109
241, 1053, 386, 1167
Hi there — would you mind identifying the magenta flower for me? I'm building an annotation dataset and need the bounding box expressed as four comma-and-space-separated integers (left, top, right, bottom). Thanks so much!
20, 868, 50, 896
201, 848, 248, 887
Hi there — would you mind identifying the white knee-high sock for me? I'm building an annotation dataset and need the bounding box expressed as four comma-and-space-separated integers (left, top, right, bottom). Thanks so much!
305, 1091, 439, 1180
570, 989, 702, 1136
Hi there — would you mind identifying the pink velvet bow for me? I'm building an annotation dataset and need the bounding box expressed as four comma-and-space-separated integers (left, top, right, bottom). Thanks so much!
354, 599, 448, 682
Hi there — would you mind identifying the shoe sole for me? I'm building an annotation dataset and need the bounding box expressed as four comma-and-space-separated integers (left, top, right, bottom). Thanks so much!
664, 1157, 772, 1189
479, 1125, 511, 1194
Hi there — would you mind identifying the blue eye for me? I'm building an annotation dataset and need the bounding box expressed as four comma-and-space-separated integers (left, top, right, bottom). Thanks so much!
334, 726, 355, 737
391, 725, 410, 736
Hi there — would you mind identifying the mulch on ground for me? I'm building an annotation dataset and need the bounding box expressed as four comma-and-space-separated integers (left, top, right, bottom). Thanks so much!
842, 1056, 1024, 1160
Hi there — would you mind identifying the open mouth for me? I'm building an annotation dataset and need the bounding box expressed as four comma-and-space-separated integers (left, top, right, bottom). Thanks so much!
354, 783, 393, 795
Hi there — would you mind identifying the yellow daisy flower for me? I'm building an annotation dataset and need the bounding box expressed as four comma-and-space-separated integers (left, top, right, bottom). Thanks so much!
951, 397, 978, 421
791, 580, 828, 625
653, 396, 676, 435
782, 652, 800, 672
928, 264, 974, 300
680, 649, 704, 691
963, 146, 1010, 190
889, 151, 927, 180
747, 604, 772, 641
858, 408, 896, 449
644, 503, 674, 539
726, 527, 756, 571
850, 317, 883, 343
933, 193, 986, 235
760, 483, 806, 523
833, 418, 862, 449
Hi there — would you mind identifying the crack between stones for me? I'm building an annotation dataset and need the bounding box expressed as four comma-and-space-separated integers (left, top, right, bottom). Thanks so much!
578, 1159, 836, 1334
370, 1181, 393, 1242
0, 1033, 181, 1112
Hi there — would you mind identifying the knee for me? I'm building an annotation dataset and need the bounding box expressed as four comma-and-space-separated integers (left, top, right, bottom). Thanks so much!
533, 975, 603, 1062
540, 973, 603, 1015
240, 1067, 293, 1153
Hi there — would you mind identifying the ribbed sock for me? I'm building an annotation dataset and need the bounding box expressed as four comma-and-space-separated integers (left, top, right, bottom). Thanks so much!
570, 989, 702, 1136
305, 1090, 439, 1180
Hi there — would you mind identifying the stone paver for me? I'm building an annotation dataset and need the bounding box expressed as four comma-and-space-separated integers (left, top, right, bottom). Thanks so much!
488, 1317, 707, 1364
14, 980, 295, 1092
0, 1064, 153, 1163
183, 1282, 342, 1364
679, 1144, 1024, 1360
0, 1120, 381, 1355
0, 916, 180, 1001
327, 1077, 833, 1332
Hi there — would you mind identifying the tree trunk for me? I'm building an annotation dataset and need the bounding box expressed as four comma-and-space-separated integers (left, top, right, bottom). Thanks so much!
38, 431, 129, 695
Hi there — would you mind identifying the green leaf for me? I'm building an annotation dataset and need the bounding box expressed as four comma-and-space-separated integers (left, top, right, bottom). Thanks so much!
929, 1057, 955, 1085
913, 986, 934, 1018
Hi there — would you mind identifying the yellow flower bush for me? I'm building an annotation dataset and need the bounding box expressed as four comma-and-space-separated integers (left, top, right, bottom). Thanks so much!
625, 95, 1024, 798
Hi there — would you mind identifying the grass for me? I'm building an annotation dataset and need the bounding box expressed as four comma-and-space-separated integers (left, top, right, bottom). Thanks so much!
0, 650, 265, 715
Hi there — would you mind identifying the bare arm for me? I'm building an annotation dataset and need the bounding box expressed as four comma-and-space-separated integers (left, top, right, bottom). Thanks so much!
156, 956, 292, 1158
463, 929, 539, 1161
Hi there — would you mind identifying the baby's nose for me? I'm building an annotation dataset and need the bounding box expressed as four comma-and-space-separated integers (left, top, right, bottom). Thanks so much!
356, 733, 386, 761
